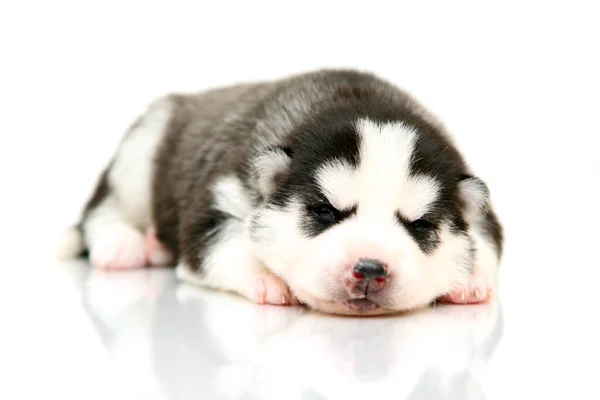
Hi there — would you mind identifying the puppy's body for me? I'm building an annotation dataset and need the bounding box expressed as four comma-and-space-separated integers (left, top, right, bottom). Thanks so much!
59, 69, 503, 316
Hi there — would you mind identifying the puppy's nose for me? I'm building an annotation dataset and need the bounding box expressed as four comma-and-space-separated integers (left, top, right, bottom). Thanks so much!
352, 258, 387, 281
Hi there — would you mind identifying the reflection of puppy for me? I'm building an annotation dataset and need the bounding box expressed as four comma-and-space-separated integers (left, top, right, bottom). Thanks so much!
177, 284, 503, 400
58, 69, 503, 316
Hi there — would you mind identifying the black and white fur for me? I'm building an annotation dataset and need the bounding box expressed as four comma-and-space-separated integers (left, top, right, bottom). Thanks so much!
58, 69, 503, 316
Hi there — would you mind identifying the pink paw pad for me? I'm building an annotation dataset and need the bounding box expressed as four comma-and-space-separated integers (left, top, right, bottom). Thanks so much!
437, 268, 495, 305
252, 274, 299, 306
438, 287, 493, 304
144, 227, 174, 267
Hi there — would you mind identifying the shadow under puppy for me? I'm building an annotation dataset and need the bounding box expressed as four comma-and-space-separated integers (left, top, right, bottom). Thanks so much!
58, 69, 504, 316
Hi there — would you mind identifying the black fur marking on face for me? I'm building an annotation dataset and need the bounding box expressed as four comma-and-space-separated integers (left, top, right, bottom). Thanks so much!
271, 116, 364, 238
395, 211, 441, 254
268, 115, 363, 210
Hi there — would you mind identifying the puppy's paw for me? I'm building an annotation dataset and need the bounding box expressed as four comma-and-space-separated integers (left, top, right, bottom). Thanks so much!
144, 226, 174, 267
90, 225, 147, 270
438, 267, 495, 305
248, 272, 299, 306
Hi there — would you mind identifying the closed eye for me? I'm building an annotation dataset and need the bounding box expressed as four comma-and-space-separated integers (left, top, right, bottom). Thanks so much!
307, 201, 357, 226
395, 210, 441, 254
309, 203, 338, 223
409, 218, 435, 232
395, 211, 437, 232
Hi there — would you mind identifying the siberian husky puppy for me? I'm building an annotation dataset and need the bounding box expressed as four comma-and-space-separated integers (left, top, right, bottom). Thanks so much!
58, 69, 503, 316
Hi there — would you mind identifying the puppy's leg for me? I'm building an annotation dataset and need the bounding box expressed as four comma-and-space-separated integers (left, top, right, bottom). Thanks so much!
439, 210, 503, 304
83, 195, 148, 270
176, 218, 298, 306
438, 244, 497, 304
73, 97, 174, 269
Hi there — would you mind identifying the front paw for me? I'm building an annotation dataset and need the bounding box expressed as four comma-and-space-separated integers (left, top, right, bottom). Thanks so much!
437, 267, 495, 304
249, 272, 299, 306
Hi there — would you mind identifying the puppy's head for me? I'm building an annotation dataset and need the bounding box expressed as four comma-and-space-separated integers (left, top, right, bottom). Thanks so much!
249, 113, 489, 316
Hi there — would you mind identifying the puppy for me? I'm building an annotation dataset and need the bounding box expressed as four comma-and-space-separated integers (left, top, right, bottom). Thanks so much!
58, 69, 503, 316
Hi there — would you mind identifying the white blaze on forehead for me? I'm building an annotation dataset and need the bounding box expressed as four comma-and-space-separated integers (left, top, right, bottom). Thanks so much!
358, 118, 441, 220
314, 118, 441, 221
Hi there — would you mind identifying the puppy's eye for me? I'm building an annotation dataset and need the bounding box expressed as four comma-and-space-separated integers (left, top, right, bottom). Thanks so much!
310, 204, 338, 223
409, 219, 434, 232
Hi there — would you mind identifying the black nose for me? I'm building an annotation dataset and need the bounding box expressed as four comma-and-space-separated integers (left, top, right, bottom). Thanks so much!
353, 258, 387, 280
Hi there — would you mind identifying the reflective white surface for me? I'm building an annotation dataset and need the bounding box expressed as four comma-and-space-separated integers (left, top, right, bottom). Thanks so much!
11, 261, 506, 400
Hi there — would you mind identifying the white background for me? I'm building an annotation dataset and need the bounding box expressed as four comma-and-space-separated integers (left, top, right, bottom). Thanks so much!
1, 1, 599, 399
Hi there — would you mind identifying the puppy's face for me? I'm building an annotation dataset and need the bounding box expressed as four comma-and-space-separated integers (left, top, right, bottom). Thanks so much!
250, 116, 488, 316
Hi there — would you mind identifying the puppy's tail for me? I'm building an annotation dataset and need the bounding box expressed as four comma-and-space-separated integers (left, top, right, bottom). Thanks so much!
56, 225, 85, 260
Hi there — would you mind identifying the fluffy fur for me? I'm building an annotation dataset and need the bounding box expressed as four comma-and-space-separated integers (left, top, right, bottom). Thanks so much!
59, 69, 504, 316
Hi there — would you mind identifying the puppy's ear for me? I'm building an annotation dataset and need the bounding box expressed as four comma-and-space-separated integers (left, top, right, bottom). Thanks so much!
251, 146, 292, 197
458, 174, 490, 222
